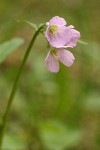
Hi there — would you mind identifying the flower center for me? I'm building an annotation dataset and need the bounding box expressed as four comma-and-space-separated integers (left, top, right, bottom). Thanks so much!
51, 48, 57, 54
51, 48, 59, 59
49, 25, 58, 33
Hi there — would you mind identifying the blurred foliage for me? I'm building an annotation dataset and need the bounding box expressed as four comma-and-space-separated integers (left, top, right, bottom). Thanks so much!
0, 0, 100, 150
0, 38, 24, 63
39, 120, 81, 150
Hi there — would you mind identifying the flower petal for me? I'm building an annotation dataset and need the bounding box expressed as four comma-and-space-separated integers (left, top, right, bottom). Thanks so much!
57, 49, 75, 67
68, 25, 74, 29
45, 26, 68, 48
45, 51, 59, 73
49, 16, 66, 26
66, 27, 80, 48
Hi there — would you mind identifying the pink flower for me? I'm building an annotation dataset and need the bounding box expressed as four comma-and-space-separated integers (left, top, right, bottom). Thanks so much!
44, 16, 80, 73
45, 16, 80, 48
45, 48, 75, 73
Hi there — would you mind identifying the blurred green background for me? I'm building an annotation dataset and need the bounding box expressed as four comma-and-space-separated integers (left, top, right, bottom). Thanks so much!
0, 0, 100, 149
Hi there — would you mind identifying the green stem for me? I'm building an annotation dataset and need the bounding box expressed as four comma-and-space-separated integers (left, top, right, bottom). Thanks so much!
0, 24, 44, 149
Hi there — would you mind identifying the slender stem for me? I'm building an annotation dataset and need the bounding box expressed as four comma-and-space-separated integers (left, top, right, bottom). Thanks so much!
0, 25, 44, 149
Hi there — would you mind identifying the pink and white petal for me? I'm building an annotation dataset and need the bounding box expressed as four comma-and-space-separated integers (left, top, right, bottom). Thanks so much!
66, 28, 80, 48
71, 29, 80, 37
49, 16, 66, 26
57, 49, 75, 67
55, 45, 70, 48
67, 25, 74, 29
45, 26, 68, 48
67, 37, 80, 48
46, 22, 49, 26
55, 26, 70, 46
45, 51, 59, 73
45, 26, 50, 39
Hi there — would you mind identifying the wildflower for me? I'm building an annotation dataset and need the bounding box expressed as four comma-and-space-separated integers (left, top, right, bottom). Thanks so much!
45, 16, 80, 48
45, 48, 75, 73
45, 16, 80, 73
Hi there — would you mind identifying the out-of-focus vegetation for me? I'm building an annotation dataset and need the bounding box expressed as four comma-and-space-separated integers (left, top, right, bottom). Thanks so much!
0, 0, 100, 149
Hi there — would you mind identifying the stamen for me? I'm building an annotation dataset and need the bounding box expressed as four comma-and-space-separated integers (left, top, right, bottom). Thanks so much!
49, 25, 57, 33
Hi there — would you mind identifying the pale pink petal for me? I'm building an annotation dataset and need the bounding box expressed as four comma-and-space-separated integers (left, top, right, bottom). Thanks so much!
45, 26, 68, 48
55, 45, 70, 48
66, 28, 80, 48
49, 16, 66, 26
45, 51, 59, 73
57, 49, 75, 67
45, 26, 50, 39
67, 25, 74, 29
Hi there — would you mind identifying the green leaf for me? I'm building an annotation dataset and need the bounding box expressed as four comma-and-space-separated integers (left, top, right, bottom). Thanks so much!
16, 19, 37, 30
23, 20, 37, 30
83, 92, 100, 112
38, 23, 45, 28
2, 134, 26, 149
78, 40, 88, 45
39, 120, 81, 150
0, 38, 24, 64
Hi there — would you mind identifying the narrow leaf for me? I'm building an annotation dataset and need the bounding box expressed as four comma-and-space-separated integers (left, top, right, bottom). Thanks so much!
0, 38, 24, 63
16, 19, 37, 30
23, 20, 37, 30
78, 40, 88, 45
